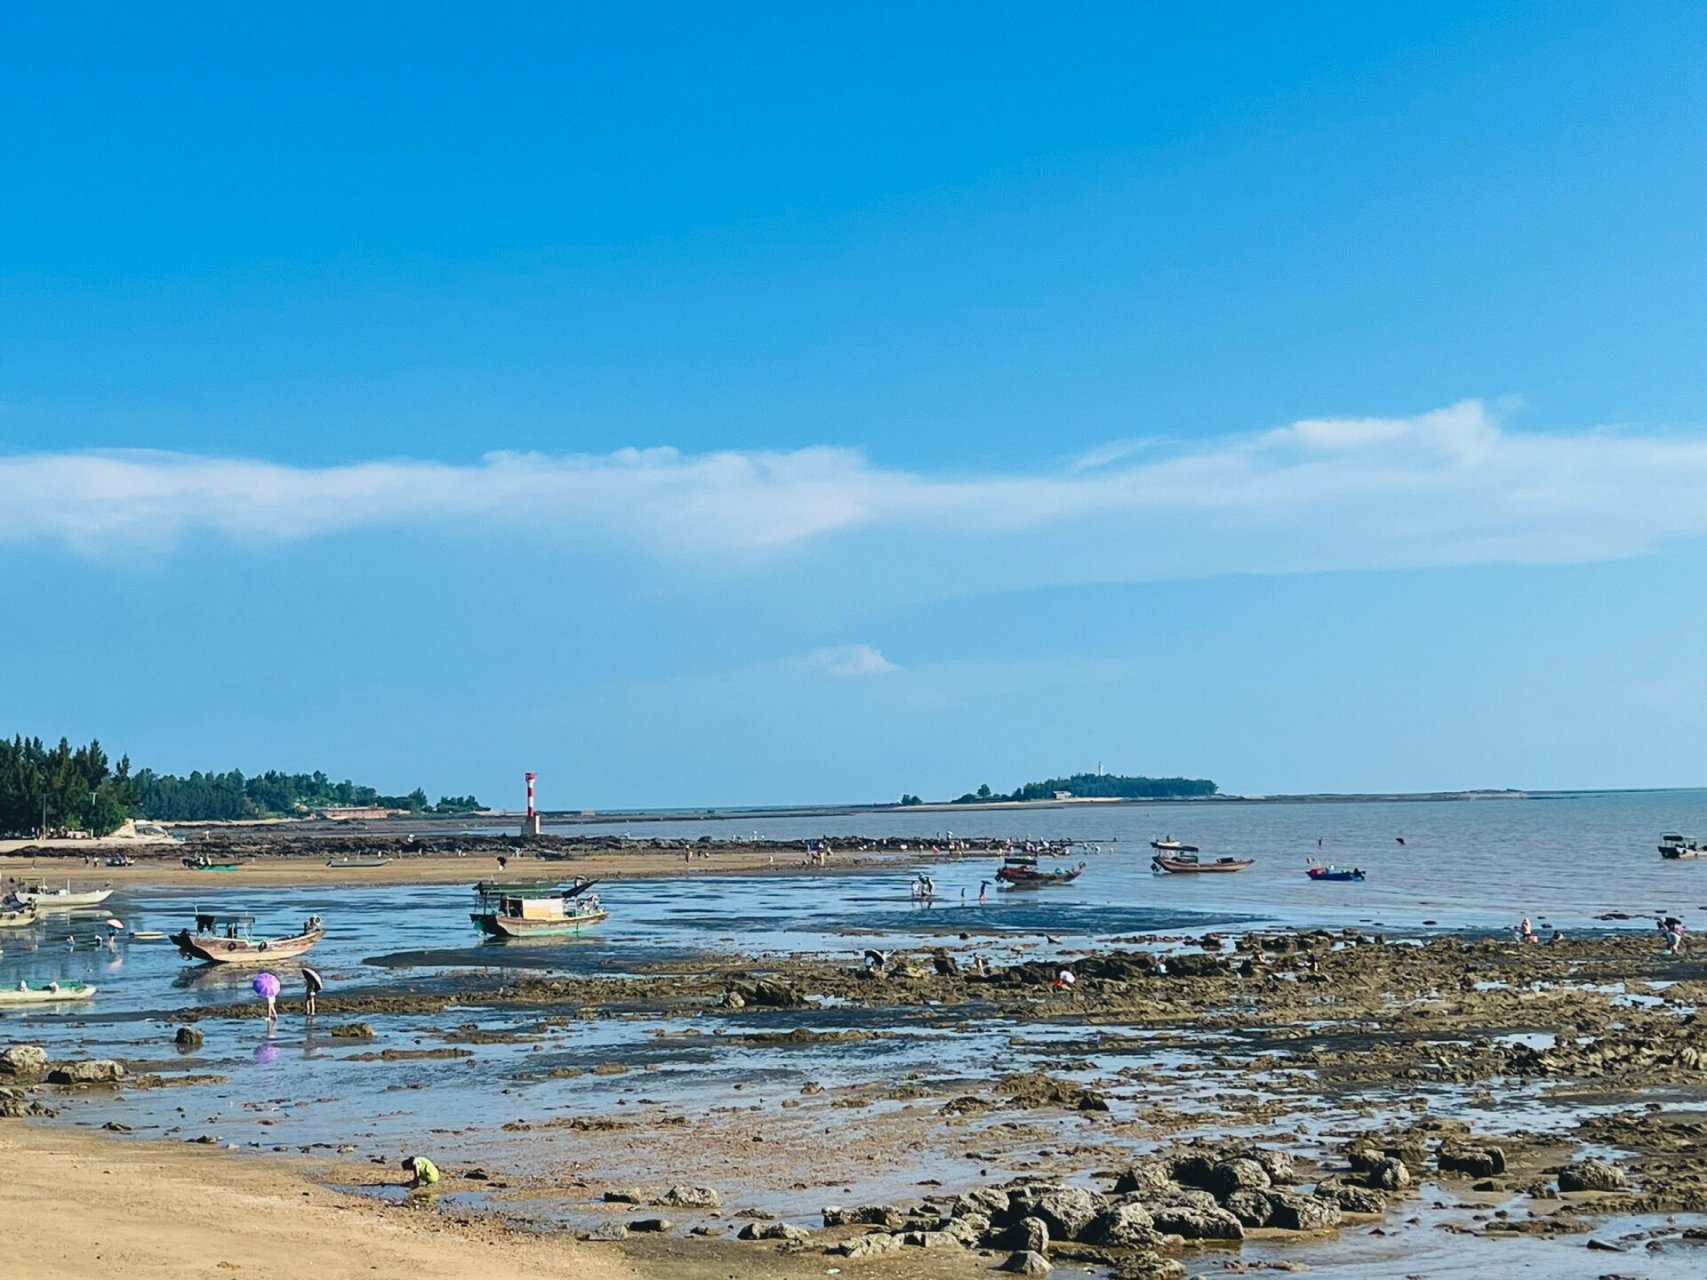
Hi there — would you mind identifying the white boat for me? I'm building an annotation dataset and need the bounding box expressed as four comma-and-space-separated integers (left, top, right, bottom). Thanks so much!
0, 981, 97, 1007
1660, 833, 1707, 860
0, 904, 39, 929
170, 911, 326, 965
16, 883, 115, 910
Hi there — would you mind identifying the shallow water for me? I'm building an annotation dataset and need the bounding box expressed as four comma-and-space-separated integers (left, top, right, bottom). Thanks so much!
4, 791, 1706, 1276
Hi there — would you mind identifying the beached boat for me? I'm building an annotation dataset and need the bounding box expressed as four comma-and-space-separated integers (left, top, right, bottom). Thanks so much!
1151, 852, 1254, 874
0, 981, 97, 1007
996, 861, 1086, 887
182, 856, 243, 872
327, 854, 390, 869
1659, 834, 1706, 860
1306, 864, 1366, 883
1150, 837, 1200, 854
170, 911, 325, 965
470, 880, 606, 938
16, 883, 114, 909
0, 903, 39, 928
105, 854, 135, 867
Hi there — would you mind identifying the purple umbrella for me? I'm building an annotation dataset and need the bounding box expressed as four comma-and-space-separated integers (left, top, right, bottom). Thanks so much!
251, 972, 281, 998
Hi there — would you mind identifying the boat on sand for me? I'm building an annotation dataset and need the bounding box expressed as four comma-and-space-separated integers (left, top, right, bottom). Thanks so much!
182, 856, 243, 872
170, 911, 325, 965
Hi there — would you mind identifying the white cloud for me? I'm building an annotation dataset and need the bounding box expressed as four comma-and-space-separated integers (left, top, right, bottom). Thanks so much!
4, 401, 1707, 581
806, 645, 901, 678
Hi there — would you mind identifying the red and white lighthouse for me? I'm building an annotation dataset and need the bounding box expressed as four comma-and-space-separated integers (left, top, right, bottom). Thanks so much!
522, 771, 541, 837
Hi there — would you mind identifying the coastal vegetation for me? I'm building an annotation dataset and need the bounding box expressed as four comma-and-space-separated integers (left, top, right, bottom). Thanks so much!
951, 772, 1218, 804
0, 732, 482, 835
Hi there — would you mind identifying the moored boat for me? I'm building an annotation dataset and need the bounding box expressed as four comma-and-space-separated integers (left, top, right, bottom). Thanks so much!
170, 911, 325, 964
183, 856, 243, 872
471, 880, 606, 938
327, 854, 390, 869
996, 860, 1086, 887
0, 980, 97, 1007
0, 904, 39, 928
1306, 863, 1366, 882
1151, 852, 1254, 874
16, 883, 114, 909
1660, 834, 1706, 860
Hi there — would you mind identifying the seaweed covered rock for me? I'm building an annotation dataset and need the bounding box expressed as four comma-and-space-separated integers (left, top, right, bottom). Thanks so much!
1558, 1160, 1629, 1193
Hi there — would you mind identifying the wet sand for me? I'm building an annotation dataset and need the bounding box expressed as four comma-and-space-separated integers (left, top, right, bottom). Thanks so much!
0, 840, 922, 891
0, 1123, 638, 1280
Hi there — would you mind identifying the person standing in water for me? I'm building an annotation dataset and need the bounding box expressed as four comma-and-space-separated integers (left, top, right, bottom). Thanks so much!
301, 965, 324, 1018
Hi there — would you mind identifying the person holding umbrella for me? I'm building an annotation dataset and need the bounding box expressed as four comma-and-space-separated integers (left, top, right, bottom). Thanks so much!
301, 965, 324, 1018
252, 971, 281, 1023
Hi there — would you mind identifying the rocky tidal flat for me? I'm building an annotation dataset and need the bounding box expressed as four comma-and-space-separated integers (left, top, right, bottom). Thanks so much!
8, 924, 1707, 1277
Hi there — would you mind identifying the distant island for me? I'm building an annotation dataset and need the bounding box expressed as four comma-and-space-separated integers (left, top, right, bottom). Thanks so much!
899, 772, 1219, 806
0, 733, 483, 837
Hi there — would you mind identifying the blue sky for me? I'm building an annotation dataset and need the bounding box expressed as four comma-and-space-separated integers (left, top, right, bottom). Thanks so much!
3, 3, 1705, 806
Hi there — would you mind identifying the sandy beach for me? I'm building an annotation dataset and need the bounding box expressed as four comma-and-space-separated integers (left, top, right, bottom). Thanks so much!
0, 1123, 638, 1280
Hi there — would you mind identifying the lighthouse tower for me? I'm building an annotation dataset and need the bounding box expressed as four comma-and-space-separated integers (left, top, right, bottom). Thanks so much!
522, 771, 542, 838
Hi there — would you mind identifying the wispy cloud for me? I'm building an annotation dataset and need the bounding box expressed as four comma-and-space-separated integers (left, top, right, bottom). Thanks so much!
5, 401, 1707, 580
805, 645, 900, 678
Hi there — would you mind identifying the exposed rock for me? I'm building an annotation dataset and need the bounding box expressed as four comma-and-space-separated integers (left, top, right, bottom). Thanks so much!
1147, 1203, 1243, 1240
583, 1223, 629, 1241
1223, 1189, 1273, 1227
830, 1232, 904, 1259
1247, 1147, 1299, 1184
996, 1072, 1110, 1112
737, 1221, 811, 1242
1007, 1217, 1048, 1254
951, 1187, 1012, 1219
731, 980, 806, 1009
1009, 1184, 1105, 1240
1355, 1156, 1411, 1190
0, 1045, 48, 1078
627, 1218, 672, 1233
327, 1023, 375, 1039
1109, 1254, 1186, 1280
1266, 1190, 1342, 1232
1438, 1144, 1506, 1178
656, 1184, 721, 1208
1321, 1185, 1386, 1215
1558, 1160, 1630, 1193
47, 1059, 125, 1085
1113, 1158, 1175, 1198
1082, 1202, 1160, 1248
720, 989, 746, 1009
1000, 1249, 1052, 1275
1207, 1158, 1271, 1196
173, 1027, 204, 1049
823, 1205, 907, 1230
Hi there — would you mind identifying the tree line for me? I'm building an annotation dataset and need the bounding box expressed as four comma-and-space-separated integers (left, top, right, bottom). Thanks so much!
0, 733, 483, 835
950, 773, 1219, 804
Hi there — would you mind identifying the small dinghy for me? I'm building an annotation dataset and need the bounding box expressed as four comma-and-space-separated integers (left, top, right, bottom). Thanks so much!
0, 980, 97, 1007
1306, 863, 1366, 883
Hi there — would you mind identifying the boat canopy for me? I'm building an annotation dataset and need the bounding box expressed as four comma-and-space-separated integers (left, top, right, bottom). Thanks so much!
473, 879, 596, 901
192, 910, 257, 930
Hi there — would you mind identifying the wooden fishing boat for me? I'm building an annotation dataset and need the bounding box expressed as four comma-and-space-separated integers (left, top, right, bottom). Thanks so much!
16, 883, 114, 909
1306, 863, 1366, 883
996, 861, 1087, 888
1151, 852, 1254, 874
170, 911, 325, 965
1150, 837, 1200, 854
1660, 834, 1706, 860
470, 880, 606, 938
0, 904, 39, 928
0, 981, 97, 1007
182, 856, 243, 872
327, 854, 389, 869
